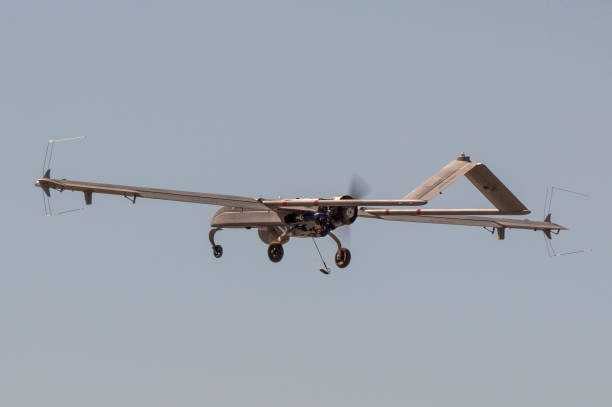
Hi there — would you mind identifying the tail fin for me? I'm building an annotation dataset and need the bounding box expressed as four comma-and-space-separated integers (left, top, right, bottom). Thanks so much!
40, 169, 51, 197
543, 213, 553, 239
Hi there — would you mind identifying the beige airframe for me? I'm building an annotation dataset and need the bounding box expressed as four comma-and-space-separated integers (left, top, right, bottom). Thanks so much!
35, 153, 565, 273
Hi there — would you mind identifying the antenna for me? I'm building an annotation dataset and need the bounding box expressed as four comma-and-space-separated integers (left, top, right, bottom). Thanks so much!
543, 186, 591, 257
40, 136, 87, 216
41, 136, 87, 175
544, 186, 589, 217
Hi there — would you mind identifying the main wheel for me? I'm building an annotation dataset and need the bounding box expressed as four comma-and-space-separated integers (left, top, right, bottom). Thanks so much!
334, 248, 351, 268
212, 245, 223, 258
267, 244, 284, 263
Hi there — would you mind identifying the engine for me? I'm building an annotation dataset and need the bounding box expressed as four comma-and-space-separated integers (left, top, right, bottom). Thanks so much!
330, 195, 359, 226
281, 195, 358, 238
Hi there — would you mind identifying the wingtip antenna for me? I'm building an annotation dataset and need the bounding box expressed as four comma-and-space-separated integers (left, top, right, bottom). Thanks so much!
540, 185, 590, 257
38, 136, 87, 216
41, 136, 87, 175
48, 136, 87, 144
544, 185, 589, 216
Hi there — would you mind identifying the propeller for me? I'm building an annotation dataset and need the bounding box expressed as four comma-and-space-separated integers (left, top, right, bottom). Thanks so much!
348, 174, 371, 200
337, 174, 371, 247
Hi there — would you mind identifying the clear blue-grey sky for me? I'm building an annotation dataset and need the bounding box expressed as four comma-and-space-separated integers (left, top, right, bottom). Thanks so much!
2, 1, 611, 406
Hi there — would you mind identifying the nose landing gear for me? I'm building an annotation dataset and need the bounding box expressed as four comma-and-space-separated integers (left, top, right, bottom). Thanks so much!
327, 232, 352, 270
334, 247, 351, 268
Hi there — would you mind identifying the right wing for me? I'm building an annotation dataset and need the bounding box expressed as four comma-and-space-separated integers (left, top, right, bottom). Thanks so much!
36, 173, 428, 210
36, 175, 270, 210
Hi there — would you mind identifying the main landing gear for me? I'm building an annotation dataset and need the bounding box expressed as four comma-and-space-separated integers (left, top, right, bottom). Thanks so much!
334, 247, 351, 268
209, 228, 351, 272
209, 228, 223, 258
210, 227, 286, 264
267, 244, 284, 263
312, 232, 351, 275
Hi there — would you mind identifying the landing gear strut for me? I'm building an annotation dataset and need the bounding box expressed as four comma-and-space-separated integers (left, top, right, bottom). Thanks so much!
328, 232, 351, 269
209, 228, 223, 259
268, 244, 284, 263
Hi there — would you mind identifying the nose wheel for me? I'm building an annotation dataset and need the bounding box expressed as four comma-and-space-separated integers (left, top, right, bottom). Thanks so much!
326, 232, 352, 270
268, 244, 284, 263
334, 247, 351, 268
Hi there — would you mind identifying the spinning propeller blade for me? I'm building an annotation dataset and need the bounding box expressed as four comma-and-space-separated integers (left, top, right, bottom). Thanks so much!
348, 174, 371, 200
338, 174, 371, 247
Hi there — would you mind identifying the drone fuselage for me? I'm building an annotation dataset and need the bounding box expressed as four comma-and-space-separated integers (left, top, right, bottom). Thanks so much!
210, 201, 357, 243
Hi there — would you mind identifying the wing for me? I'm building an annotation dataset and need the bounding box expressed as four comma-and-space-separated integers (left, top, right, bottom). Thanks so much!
36, 176, 270, 210
36, 174, 428, 210
404, 153, 528, 213
359, 209, 566, 232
